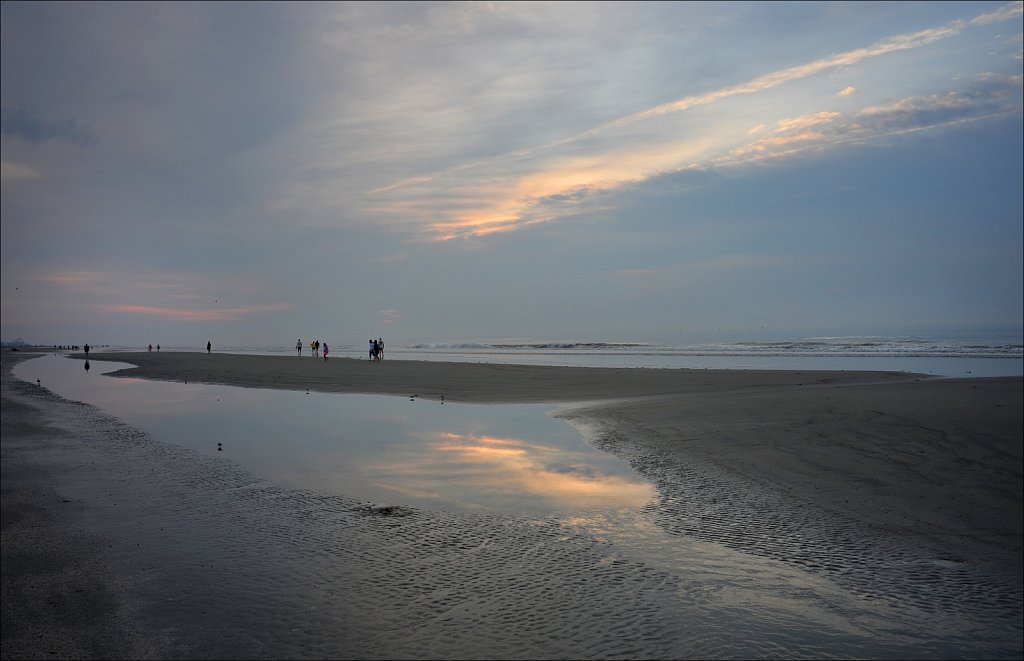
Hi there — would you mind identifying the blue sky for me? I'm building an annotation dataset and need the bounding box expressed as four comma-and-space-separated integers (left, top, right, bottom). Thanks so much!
2, 1, 1021, 348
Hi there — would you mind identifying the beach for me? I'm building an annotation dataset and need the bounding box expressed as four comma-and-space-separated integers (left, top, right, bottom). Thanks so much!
3, 350, 1022, 659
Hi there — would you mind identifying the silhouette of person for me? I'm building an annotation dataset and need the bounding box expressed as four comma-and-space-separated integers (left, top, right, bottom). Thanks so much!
296, 339, 302, 356
323, 342, 329, 361
207, 341, 212, 353
84, 344, 90, 356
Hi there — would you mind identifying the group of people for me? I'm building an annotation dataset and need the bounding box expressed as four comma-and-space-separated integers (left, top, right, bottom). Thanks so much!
297, 339, 330, 360
293, 338, 385, 361
147, 344, 161, 352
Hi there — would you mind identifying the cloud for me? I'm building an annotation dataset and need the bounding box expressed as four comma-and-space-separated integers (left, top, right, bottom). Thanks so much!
420, 70, 1018, 241
359, 2, 1023, 241
968, 1, 1024, 26
0, 161, 39, 181
1, 107, 95, 145
860, 92, 972, 116
378, 308, 403, 325
594, 27, 969, 132
370, 17, 974, 199
838, 86, 857, 97
776, 112, 841, 132
718, 79, 1021, 167
969, 72, 1024, 104
101, 303, 292, 322
27, 270, 292, 323
853, 89, 1018, 134
729, 130, 829, 160
32, 271, 105, 288
419, 136, 719, 240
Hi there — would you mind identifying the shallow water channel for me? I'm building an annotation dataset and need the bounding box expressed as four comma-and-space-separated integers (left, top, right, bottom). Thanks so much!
15, 355, 653, 518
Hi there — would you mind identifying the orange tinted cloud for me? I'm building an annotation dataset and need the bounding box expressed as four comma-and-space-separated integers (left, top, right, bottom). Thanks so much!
34, 271, 105, 288
776, 111, 840, 132
423, 137, 716, 240
729, 130, 827, 159
1, 161, 40, 180
361, 4, 1021, 242
102, 303, 291, 321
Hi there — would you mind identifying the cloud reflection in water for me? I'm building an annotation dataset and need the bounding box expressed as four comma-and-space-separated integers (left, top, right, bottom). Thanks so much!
371, 430, 654, 513
14, 356, 655, 517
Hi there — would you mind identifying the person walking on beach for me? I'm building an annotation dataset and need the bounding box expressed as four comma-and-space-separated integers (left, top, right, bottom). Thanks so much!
323, 342, 329, 361
377, 338, 384, 362
207, 340, 211, 353
369, 339, 375, 361
296, 339, 302, 356
314, 340, 320, 358
84, 344, 89, 356
148, 344, 153, 352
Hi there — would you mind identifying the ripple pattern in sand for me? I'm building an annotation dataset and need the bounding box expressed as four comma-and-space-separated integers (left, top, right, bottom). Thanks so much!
570, 413, 1022, 658
6, 379, 705, 659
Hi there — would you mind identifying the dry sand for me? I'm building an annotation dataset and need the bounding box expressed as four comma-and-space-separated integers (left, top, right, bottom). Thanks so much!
3, 350, 1022, 659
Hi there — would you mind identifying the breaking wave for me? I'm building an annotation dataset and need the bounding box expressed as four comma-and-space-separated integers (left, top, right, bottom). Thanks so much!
407, 336, 1022, 359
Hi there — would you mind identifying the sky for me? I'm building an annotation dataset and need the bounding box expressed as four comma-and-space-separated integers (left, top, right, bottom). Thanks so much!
2, 1, 1022, 348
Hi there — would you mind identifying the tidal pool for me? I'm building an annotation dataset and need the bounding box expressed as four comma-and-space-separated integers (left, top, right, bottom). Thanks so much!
14, 355, 653, 517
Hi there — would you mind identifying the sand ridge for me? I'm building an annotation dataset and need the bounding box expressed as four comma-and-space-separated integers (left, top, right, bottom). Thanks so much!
89, 350, 919, 402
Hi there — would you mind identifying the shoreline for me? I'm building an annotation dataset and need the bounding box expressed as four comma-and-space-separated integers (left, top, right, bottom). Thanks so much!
12, 344, 1023, 379
3, 350, 1022, 658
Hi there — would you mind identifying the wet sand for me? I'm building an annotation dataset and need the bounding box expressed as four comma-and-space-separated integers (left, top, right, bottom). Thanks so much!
3, 350, 1022, 659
